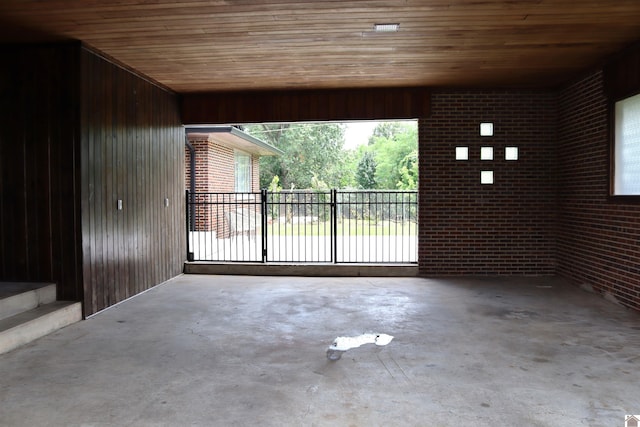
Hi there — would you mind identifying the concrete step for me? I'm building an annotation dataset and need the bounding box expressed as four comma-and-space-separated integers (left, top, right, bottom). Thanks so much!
0, 283, 57, 321
0, 301, 82, 355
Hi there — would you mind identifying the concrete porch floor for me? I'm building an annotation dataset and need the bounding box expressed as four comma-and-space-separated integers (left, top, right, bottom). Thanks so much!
1, 275, 639, 426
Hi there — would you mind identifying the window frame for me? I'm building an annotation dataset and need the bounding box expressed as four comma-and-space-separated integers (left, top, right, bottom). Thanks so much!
610, 90, 640, 201
234, 150, 252, 193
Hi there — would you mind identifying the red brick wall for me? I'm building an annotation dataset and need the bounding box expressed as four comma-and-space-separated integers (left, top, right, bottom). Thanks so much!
185, 139, 261, 193
185, 137, 262, 236
418, 90, 557, 275
185, 137, 234, 234
557, 70, 640, 311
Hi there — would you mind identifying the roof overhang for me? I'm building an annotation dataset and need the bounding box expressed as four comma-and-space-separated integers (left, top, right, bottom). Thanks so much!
185, 126, 282, 157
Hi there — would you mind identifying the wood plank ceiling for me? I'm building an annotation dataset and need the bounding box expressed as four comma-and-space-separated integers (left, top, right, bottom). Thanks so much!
1, 0, 640, 93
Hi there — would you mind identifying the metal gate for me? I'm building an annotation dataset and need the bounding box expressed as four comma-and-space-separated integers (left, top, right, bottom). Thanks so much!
186, 189, 417, 263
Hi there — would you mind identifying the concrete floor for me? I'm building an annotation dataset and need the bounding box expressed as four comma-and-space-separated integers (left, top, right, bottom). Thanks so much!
1, 275, 639, 427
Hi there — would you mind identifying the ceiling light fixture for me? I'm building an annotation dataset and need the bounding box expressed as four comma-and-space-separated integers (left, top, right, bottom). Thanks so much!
373, 23, 400, 32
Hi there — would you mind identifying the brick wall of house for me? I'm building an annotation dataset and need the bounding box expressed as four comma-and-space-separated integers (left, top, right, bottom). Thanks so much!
418, 90, 557, 275
185, 137, 262, 238
185, 137, 234, 235
557, 70, 640, 311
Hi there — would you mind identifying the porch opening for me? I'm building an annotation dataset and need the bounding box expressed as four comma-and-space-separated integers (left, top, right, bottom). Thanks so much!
184, 120, 418, 264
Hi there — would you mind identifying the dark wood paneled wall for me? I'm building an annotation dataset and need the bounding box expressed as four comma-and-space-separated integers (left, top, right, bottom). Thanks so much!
0, 43, 185, 317
181, 87, 430, 124
80, 47, 185, 316
0, 43, 83, 301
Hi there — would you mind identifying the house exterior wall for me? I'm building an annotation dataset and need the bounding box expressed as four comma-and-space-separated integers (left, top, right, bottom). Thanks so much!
557, 69, 640, 311
185, 138, 261, 237
418, 90, 557, 275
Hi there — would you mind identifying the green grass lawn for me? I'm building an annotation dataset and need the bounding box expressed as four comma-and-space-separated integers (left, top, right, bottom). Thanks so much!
265, 219, 417, 236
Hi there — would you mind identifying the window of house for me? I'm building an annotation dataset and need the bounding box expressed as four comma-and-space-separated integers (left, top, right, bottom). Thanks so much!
234, 150, 252, 192
613, 92, 640, 196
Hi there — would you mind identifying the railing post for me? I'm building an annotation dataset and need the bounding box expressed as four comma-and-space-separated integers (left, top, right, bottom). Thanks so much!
331, 188, 337, 263
261, 188, 268, 263
186, 190, 194, 262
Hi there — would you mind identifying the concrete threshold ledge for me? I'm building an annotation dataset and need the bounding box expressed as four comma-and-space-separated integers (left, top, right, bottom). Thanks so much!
184, 262, 419, 277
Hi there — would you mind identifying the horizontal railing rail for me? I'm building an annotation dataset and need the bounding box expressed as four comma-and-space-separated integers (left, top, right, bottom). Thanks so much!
186, 189, 417, 264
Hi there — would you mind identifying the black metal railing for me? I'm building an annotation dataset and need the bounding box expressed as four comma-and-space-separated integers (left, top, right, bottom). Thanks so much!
186, 192, 263, 262
186, 189, 417, 264
265, 190, 334, 262
335, 190, 418, 263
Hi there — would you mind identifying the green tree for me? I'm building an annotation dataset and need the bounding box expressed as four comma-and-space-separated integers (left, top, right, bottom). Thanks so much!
369, 122, 409, 144
397, 150, 418, 189
356, 151, 377, 189
369, 122, 418, 189
245, 123, 347, 189
336, 149, 357, 188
